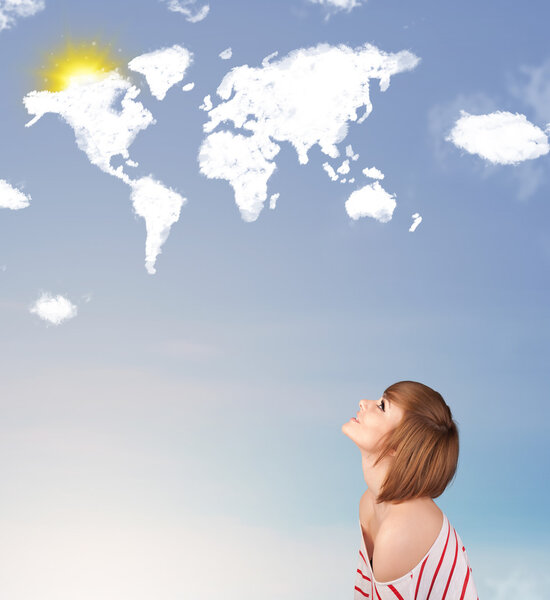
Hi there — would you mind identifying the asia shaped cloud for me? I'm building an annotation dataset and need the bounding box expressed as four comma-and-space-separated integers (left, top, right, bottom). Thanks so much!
30, 292, 77, 325
446, 110, 550, 165
0, 0, 44, 32
130, 176, 186, 274
163, 0, 209, 22
409, 212, 422, 232
0, 179, 30, 209
128, 45, 193, 101
199, 43, 419, 221
24, 72, 155, 183
345, 181, 396, 222
308, 0, 365, 13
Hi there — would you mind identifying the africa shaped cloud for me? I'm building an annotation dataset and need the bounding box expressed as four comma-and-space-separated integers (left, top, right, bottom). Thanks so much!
30, 292, 77, 325
0, 0, 44, 32
130, 176, 186, 274
409, 212, 422, 232
163, 0, 209, 22
199, 43, 419, 221
308, 0, 365, 14
128, 45, 193, 100
446, 110, 550, 165
24, 72, 155, 183
0, 179, 30, 209
345, 181, 396, 222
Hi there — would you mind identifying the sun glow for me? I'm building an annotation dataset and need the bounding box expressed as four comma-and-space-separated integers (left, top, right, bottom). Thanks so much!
38, 39, 122, 92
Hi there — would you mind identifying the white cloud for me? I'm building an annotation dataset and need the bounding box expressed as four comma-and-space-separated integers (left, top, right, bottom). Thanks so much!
409, 212, 422, 232
199, 94, 213, 111
200, 42, 419, 221
345, 144, 359, 160
0, 0, 44, 32
30, 292, 77, 325
269, 192, 279, 209
182, 81, 194, 91
128, 45, 193, 101
508, 58, 550, 125
24, 72, 155, 183
308, 0, 366, 15
446, 110, 549, 165
345, 181, 396, 222
198, 130, 280, 222
362, 166, 384, 179
322, 162, 338, 181
219, 47, 232, 60
130, 176, 186, 274
163, 0, 209, 22
336, 159, 350, 174
0, 178, 30, 209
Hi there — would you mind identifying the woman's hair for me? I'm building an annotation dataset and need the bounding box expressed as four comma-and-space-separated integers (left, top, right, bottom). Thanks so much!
373, 381, 459, 505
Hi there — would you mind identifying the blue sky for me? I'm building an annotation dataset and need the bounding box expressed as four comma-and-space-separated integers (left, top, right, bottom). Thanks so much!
1, 1, 549, 598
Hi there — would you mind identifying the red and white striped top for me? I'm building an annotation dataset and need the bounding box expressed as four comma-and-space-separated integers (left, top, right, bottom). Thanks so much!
353, 512, 479, 600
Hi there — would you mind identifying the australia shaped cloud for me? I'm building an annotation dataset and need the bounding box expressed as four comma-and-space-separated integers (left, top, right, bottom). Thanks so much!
199, 42, 419, 222
0, 0, 44, 32
345, 181, 396, 222
29, 292, 77, 325
446, 110, 550, 165
0, 178, 31, 209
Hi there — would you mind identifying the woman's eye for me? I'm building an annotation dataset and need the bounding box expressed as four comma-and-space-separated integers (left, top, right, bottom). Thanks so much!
378, 400, 385, 412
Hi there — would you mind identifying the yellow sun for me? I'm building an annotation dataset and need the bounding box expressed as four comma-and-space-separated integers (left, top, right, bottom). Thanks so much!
38, 38, 123, 92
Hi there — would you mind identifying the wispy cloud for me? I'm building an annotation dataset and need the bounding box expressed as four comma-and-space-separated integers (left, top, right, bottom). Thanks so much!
29, 292, 78, 325
199, 43, 419, 221
219, 47, 232, 60
0, 178, 31, 209
409, 212, 422, 232
128, 45, 193, 101
508, 57, 550, 126
446, 110, 549, 165
308, 0, 366, 18
345, 181, 396, 222
163, 0, 209, 23
0, 0, 44, 32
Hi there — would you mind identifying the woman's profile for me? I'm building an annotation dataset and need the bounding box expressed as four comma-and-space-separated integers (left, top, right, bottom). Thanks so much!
342, 381, 479, 599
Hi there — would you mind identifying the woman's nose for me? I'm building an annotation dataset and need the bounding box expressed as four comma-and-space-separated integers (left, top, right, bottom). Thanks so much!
359, 399, 369, 411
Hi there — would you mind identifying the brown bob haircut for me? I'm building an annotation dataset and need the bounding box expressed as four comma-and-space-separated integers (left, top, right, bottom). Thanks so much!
373, 381, 459, 505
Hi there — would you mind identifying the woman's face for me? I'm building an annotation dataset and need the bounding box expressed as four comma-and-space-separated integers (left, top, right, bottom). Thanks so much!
342, 395, 405, 454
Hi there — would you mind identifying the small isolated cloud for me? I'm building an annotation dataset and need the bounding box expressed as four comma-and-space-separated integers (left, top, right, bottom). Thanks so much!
219, 47, 232, 60
362, 166, 384, 180
0, 0, 44, 32
128, 44, 193, 101
0, 178, 30, 209
269, 192, 279, 209
24, 72, 155, 183
308, 0, 365, 16
130, 176, 186, 274
336, 159, 350, 174
409, 212, 422, 232
199, 42, 419, 221
508, 57, 550, 126
30, 292, 77, 325
163, 0, 209, 23
322, 162, 338, 181
182, 81, 195, 91
345, 144, 359, 160
446, 110, 549, 165
345, 181, 396, 222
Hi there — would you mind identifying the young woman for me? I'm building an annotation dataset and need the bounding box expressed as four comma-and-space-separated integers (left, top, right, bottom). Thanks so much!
342, 381, 479, 600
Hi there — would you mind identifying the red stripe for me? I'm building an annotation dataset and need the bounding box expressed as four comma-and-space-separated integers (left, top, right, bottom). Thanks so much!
426, 519, 451, 599
459, 565, 471, 600
359, 550, 369, 567
414, 554, 430, 600
373, 583, 382, 600
357, 568, 371, 582
355, 585, 370, 597
387, 584, 405, 599
441, 529, 459, 600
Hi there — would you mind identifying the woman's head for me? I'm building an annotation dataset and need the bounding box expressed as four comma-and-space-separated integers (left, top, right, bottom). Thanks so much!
371, 381, 459, 504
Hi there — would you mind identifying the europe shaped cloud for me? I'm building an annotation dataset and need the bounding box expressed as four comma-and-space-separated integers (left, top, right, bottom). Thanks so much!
0, 179, 30, 209
128, 45, 193, 100
446, 110, 550, 165
24, 72, 155, 183
130, 176, 186, 274
345, 181, 396, 222
199, 43, 419, 222
163, 0, 209, 22
308, 0, 365, 14
30, 292, 77, 325
409, 212, 422, 232
0, 0, 44, 32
